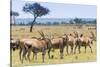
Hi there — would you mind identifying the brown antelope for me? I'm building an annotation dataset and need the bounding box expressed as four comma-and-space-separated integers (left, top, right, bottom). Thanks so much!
48, 34, 68, 59
74, 32, 93, 54
18, 38, 34, 63
19, 31, 52, 63
90, 31, 96, 41
66, 33, 76, 55
10, 39, 20, 51
73, 31, 81, 54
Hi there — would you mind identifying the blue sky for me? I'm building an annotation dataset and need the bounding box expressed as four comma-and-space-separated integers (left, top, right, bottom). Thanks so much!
12, 0, 96, 18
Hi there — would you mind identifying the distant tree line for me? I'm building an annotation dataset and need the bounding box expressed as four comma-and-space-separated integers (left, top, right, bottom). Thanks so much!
11, 18, 96, 26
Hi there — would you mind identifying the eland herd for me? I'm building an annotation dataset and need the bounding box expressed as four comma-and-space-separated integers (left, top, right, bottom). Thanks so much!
11, 31, 95, 63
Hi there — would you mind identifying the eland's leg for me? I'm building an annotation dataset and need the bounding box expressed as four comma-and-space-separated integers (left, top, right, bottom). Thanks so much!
19, 47, 22, 62
74, 45, 77, 54
27, 48, 31, 62
48, 48, 51, 59
35, 53, 37, 60
84, 46, 87, 53
71, 46, 73, 54
32, 51, 37, 60
32, 52, 37, 60
60, 47, 64, 59
42, 48, 46, 63
66, 45, 69, 55
89, 45, 93, 53
32, 52, 35, 60
78, 45, 81, 54
21, 47, 27, 63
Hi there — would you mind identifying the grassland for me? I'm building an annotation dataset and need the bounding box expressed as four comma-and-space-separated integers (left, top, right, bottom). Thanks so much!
11, 25, 96, 67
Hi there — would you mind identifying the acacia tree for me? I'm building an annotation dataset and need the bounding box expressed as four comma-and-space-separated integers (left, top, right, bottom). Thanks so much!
23, 3, 50, 32
73, 17, 82, 24
69, 19, 74, 24
10, 11, 19, 24
73, 17, 83, 29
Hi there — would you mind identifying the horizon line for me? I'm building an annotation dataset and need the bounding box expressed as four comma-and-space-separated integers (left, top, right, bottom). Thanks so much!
16, 17, 96, 19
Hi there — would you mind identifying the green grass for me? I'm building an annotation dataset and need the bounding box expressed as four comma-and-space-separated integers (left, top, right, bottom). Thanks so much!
11, 43, 96, 67
11, 25, 96, 67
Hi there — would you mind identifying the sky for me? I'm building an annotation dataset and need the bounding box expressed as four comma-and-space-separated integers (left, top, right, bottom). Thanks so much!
12, 0, 97, 18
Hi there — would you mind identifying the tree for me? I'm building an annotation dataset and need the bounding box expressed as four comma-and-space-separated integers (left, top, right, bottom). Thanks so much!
23, 3, 50, 32
61, 21, 67, 24
47, 22, 52, 25
73, 17, 83, 29
69, 19, 74, 24
93, 19, 96, 24
73, 17, 82, 24
10, 11, 19, 25
53, 22, 59, 25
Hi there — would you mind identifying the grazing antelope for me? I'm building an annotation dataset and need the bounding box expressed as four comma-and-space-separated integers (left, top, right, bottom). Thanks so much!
48, 34, 68, 59
19, 31, 52, 63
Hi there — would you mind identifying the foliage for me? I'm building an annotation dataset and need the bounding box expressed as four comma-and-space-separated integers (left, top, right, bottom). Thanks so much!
23, 3, 50, 32
10, 11, 19, 16
10, 11, 19, 25
69, 19, 74, 24
73, 17, 82, 24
